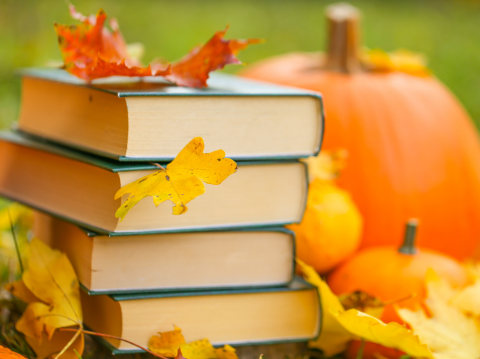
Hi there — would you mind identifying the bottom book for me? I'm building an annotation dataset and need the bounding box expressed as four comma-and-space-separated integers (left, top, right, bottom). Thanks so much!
81, 278, 321, 353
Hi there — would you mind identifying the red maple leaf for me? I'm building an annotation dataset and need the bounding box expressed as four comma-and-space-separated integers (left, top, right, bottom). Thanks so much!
55, 6, 169, 81
55, 7, 260, 86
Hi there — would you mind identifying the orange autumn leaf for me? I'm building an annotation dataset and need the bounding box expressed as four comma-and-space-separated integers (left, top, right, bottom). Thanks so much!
162, 26, 262, 88
55, 6, 260, 86
148, 325, 186, 357
0, 346, 28, 359
54, 6, 169, 81
148, 326, 238, 359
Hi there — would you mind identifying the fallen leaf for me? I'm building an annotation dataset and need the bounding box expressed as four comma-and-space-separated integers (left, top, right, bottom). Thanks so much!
114, 137, 237, 219
149, 325, 186, 357
6, 238, 84, 359
55, 6, 169, 81
398, 269, 480, 359
148, 326, 238, 359
335, 310, 432, 359
339, 291, 384, 319
162, 26, 262, 88
297, 260, 433, 358
297, 259, 356, 356
0, 345, 28, 359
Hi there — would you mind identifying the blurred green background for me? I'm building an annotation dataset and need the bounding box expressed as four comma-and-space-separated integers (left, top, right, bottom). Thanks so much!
1, 0, 480, 129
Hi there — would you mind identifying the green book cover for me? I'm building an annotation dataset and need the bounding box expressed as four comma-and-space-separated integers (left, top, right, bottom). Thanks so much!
83, 277, 322, 354
17, 68, 324, 162
76, 226, 297, 296
0, 131, 309, 236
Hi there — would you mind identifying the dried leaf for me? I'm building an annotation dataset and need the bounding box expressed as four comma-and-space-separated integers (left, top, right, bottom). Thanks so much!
0, 345, 28, 359
297, 259, 354, 356
114, 137, 237, 219
148, 327, 238, 359
55, 6, 169, 81
180, 339, 238, 359
398, 269, 480, 359
335, 310, 433, 359
149, 325, 186, 357
339, 291, 384, 319
298, 260, 433, 358
162, 26, 262, 88
6, 238, 84, 359
56, 7, 260, 85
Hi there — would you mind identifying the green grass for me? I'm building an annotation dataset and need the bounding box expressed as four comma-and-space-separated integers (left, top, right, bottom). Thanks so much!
1, 0, 480, 128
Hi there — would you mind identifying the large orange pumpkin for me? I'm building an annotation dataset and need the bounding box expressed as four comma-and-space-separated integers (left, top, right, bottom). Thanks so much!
327, 219, 468, 324
240, 4, 480, 259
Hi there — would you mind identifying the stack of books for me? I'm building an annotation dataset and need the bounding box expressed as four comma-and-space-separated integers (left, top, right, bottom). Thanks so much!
0, 68, 324, 354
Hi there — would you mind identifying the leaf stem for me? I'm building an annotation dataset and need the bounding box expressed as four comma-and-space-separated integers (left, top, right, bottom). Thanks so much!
59, 328, 169, 359
54, 325, 83, 359
356, 338, 366, 359
149, 162, 166, 171
8, 208, 24, 274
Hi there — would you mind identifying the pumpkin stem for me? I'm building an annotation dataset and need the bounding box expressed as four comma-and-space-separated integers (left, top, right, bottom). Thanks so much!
324, 3, 362, 73
399, 219, 419, 255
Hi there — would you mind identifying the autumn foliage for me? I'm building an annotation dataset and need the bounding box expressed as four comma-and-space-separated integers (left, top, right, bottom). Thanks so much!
115, 137, 237, 220
55, 6, 260, 86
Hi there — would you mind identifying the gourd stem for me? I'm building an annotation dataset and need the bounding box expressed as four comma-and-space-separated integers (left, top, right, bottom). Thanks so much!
324, 3, 362, 73
399, 219, 419, 254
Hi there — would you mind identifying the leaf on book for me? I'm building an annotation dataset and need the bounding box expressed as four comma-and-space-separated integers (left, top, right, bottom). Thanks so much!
297, 260, 433, 358
158, 26, 262, 88
5, 238, 84, 359
149, 326, 238, 359
0, 346, 28, 359
55, 6, 260, 86
397, 269, 480, 359
54, 5, 170, 81
114, 137, 237, 220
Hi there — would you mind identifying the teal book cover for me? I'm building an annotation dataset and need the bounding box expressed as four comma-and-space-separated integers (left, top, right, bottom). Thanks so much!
0, 131, 309, 236
81, 277, 322, 354
17, 68, 324, 162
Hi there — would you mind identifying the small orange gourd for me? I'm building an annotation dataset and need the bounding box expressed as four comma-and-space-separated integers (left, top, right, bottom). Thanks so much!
240, 3, 480, 259
327, 219, 468, 324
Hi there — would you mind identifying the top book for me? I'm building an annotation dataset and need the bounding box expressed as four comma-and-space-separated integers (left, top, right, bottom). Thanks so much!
17, 68, 324, 161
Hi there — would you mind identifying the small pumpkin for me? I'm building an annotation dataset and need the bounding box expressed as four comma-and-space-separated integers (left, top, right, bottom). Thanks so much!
288, 150, 362, 274
240, 3, 480, 260
327, 219, 468, 324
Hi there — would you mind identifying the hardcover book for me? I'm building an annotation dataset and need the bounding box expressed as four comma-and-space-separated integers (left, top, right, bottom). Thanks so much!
81, 278, 321, 353
34, 211, 296, 294
17, 68, 324, 161
0, 131, 308, 235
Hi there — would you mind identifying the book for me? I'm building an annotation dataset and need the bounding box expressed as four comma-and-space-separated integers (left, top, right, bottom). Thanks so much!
81, 278, 321, 353
33, 211, 296, 294
16, 68, 324, 161
0, 131, 308, 235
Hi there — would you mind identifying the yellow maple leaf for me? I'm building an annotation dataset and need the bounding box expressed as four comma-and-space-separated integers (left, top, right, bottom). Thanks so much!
115, 137, 237, 219
149, 325, 187, 357
297, 259, 433, 358
149, 326, 238, 359
398, 269, 480, 359
5, 238, 84, 359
